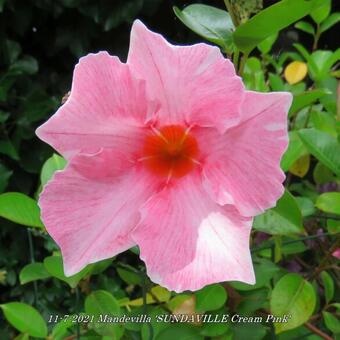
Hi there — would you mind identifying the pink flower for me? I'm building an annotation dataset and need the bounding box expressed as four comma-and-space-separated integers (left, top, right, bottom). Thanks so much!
332, 249, 340, 259
36, 21, 292, 292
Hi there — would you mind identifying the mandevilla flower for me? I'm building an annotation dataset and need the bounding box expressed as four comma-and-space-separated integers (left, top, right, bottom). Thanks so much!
36, 21, 292, 292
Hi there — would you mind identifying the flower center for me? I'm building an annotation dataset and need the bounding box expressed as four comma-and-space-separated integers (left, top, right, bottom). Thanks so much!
142, 125, 199, 179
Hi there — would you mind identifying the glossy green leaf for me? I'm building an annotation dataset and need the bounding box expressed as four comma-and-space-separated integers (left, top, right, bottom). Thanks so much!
85, 290, 123, 338
19, 262, 50, 284
316, 192, 340, 215
308, 50, 339, 81
156, 324, 203, 340
0, 192, 44, 228
257, 33, 278, 54
310, 111, 337, 137
243, 57, 268, 91
254, 190, 304, 235
233, 0, 323, 53
327, 219, 340, 235
200, 320, 229, 337
320, 12, 340, 33
195, 284, 227, 312
0, 302, 47, 338
298, 129, 340, 177
40, 153, 67, 187
281, 131, 308, 171
310, 0, 331, 24
271, 273, 316, 333
173, 4, 234, 51
322, 311, 340, 334
289, 89, 330, 116
320, 271, 334, 304
295, 197, 315, 217
117, 267, 141, 285
43, 255, 91, 288
294, 21, 315, 35
52, 315, 76, 340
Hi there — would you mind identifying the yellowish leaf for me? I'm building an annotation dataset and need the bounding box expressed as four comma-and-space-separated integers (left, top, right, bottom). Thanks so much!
289, 154, 310, 177
284, 61, 308, 85
172, 295, 201, 325
123, 285, 171, 307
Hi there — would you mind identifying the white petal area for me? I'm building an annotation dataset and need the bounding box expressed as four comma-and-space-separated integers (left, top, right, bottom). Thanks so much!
132, 174, 255, 292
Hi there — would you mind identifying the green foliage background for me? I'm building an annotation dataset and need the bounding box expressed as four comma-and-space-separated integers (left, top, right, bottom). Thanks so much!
0, 0, 339, 339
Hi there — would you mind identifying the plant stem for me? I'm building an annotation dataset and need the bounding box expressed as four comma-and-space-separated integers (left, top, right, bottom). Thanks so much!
233, 49, 240, 69
310, 238, 340, 280
238, 52, 249, 76
305, 322, 333, 340
75, 287, 80, 340
141, 271, 153, 340
312, 24, 321, 51
27, 229, 38, 306
223, 0, 239, 27
251, 232, 338, 253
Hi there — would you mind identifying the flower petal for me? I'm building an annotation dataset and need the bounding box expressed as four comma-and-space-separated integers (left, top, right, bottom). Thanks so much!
200, 91, 292, 216
36, 51, 155, 158
128, 20, 244, 131
132, 174, 255, 293
39, 152, 159, 276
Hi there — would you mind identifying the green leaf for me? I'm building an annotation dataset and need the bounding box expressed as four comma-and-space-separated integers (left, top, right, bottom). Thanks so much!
270, 273, 316, 333
52, 315, 76, 340
254, 190, 304, 235
0, 163, 12, 193
85, 290, 123, 338
316, 192, 340, 215
233, 0, 323, 53
295, 197, 315, 217
0, 139, 20, 160
310, 0, 331, 24
43, 255, 91, 288
173, 4, 234, 51
257, 33, 278, 54
19, 262, 50, 284
320, 12, 340, 33
294, 21, 315, 35
195, 284, 227, 312
308, 50, 338, 81
237, 288, 269, 315
200, 314, 230, 336
327, 219, 340, 235
243, 57, 268, 91
322, 311, 340, 334
231, 258, 280, 291
298, 129, 340, 177
9, 56, 38, 75
320, 271, 334, 304
0, 192, 44, 228
313, 162, 335, 184
117, 267, 141, 285
281, 131, 308, 171
0, 302, 48, 338
289, 89, 330, 116
310, 111, 337, 137
40, 153, 67, 187
156, 324, 203, 340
